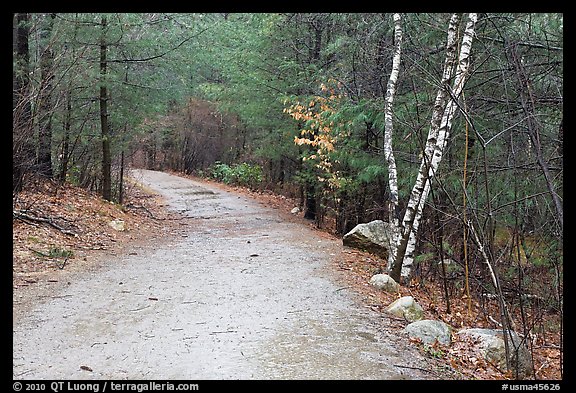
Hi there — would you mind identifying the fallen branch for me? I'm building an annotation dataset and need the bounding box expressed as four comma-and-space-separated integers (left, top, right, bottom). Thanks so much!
14, 209, 77, 237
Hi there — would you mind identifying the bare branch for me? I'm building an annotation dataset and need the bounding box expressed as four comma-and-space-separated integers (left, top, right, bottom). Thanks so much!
107, 27, 210, 63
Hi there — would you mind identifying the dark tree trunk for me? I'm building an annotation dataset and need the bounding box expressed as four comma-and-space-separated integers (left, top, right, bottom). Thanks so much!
99, 16, 112, 201
13, 13, 34, 193
59, 90, 72, 183
304, 183, 317, 220
37, 13, 57, 178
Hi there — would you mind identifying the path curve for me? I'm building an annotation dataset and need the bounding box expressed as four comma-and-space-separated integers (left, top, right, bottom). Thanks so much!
13, 169, 437, 380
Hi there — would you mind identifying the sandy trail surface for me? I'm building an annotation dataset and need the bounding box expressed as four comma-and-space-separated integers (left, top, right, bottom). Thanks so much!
13, 169, 437, 380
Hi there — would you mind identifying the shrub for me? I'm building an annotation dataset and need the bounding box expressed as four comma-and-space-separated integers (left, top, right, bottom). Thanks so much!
208, 162, 263, 189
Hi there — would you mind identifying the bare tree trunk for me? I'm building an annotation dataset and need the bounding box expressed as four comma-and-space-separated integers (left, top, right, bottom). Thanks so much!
119, 149, 125, 204
99, 16, 112, 201
389, 13, 478, 282
508, 42, 563, 234
468, 220, 517, 372
383, 13, 403, 268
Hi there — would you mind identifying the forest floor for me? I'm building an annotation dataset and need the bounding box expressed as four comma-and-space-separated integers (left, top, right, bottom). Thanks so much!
12, 169, 562, 380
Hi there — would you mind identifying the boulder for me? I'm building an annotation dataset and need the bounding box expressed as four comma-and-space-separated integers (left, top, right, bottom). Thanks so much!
385, 296, 424, 322
369, 274, 400, 293
457, 328, 533, 378
108, 219, 126, 231
404, 319, 452, 345
342, 220, 392, 257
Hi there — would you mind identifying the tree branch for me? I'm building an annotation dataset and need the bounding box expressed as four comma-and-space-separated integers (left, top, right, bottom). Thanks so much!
13, 209, 77, 237
107, 27, 210, 63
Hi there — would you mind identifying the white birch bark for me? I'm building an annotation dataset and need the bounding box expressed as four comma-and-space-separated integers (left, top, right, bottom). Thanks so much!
390, 13, 478, 281
383, 13, 403, 268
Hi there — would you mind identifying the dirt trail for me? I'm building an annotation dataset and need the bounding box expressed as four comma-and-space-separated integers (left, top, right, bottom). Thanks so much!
13, 169, 439, 380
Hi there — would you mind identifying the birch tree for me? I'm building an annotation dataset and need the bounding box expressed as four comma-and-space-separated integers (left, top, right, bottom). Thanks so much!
383, 13, 402, 267
388, 13, 478, 282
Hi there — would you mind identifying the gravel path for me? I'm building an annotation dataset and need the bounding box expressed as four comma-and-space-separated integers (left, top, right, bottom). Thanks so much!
13, 169, 437, 380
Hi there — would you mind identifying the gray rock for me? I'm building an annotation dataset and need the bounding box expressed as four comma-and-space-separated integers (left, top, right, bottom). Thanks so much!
404, 319, 452, 345
290, 207, 300, 214
108, 219, 126, 231
385, 296, 424, 322
369, 274, 400, 293
342, 220, 392, 258
457, 328, 533, 378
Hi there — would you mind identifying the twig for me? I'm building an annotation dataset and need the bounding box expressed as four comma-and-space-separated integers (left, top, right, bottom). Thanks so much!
488, 315, 502, 327
209, 330, 237, 335
393, 364, 434, 374
39, 294, 73, 299
14, 369, 34, 377
57, 257, 69, 270
379, 309, 405, 322
129, 305, 150, 312
28, 247, 51, 258
335, 286, 353, 292
124, 203, 155, 217
28, 248, 70, 269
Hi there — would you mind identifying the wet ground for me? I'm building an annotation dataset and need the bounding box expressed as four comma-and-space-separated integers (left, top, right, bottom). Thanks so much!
13, 169, 439, 380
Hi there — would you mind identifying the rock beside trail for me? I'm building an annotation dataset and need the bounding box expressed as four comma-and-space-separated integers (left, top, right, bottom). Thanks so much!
369, 274, 400, 293
342, 220, 392, 257
405, 319, 452, 345
108, 219, 126, 231
457, 328, 533, 378
385, 296, 424, 322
